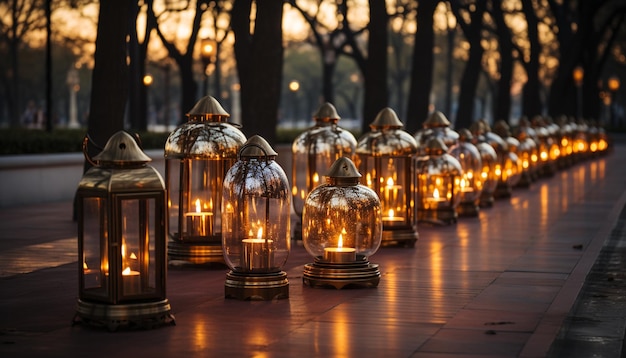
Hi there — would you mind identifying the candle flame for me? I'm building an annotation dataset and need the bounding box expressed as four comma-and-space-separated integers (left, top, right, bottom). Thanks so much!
195, 199, 201, 213
388, 209, 395, 218
122, 267, 131, 276
386, 177, 394, 187
433, 188, 440, 199
338, 234, 343, 248
257, 227, 263, 239
130, 252, 137, 260
83, 261, 88, 270
313, 172, 319, 184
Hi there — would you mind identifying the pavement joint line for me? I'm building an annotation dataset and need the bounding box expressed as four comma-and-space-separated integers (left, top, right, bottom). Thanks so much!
0, 237, 77, 278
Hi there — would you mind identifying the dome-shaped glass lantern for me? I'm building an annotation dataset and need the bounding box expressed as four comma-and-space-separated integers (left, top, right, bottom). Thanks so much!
572, 120, 590, 161
555, 116, 575, 168
74, 131, 174, 330
415, 111, 459, 156
355, 107, 418, 247
448, 129, 483, 217
302, 157, 382, 289
164, 96, 247, 265
513, 126, 538, 188
469, 121, 499, 208
222, 135, 291, 300
531, 117, 558, 177
493, 120, 522, 194
291, 102, 356, 241
415, 137, 463, 225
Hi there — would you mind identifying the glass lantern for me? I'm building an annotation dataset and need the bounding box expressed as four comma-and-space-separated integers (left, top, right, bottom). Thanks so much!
222, 135, 291, 300
415, 111, 459, 156
555, 116, 575, 168
469, 121, 499, 208
493, 120, 522, 193
291, 102, 357, 241
164, 96, 247, 265
415, 137, 463, 225
355, 107, 418, 247
531, 117, 558, 177
448, 129, 483, 217
74, 131, 174, 330
302, 157, 382, 289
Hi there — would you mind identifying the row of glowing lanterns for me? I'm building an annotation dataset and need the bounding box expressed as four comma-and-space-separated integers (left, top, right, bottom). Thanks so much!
73, 96, 610, 330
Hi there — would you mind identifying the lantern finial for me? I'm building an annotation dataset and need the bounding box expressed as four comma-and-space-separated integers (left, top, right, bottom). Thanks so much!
313, 102, 341, 123
187, 95, 230, 121
240, 135, 278, 157
92, 131, 151, 165
424, 111, 451, 128
370, 107, 404, 129
327, 157, 361, 179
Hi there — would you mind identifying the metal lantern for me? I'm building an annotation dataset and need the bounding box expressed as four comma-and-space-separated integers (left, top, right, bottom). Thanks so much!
415, 111, 459, 155
513, 126, 538, 188
469, 121, 499, 208
531, 117, 558, 177
448, 129, 483, 217
164, 96, 247, 265
302, 157, 382, 289
74, 131, 173, 330
415, 137, 463, 225
355, 107, 418, 247
222, 135, 291, 300
493, 120, 522, 192
291, 102, 357, 241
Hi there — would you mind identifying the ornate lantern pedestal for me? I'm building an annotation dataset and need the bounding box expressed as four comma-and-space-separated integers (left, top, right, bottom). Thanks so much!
165, 96, 247, 265
74, 131, 173, 331
415, 138, 463, 225
355, 107, 418, 247
449, 129, 483, 217
222, 136, 291, 300
302, 157, 382, 289
291, 102, 356, 242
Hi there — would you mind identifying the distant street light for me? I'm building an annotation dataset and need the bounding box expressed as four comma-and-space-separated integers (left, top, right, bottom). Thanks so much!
573, 66, 584, 120
201, 38, 217, 97
143, 74, 153, 127
608, 76, 620, 128
289, 80, 300, 124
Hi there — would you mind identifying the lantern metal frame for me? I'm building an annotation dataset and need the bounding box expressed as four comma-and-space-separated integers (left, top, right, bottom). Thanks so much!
74, 131, 174, 331
222, 136, 291, 300
355, 107, 418, 247
415, 138, 463, 225
302, 157, 382, 289
291, 102, 357, 241
164, 96, 247, 265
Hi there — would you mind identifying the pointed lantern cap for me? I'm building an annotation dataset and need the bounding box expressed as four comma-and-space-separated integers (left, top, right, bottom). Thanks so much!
424, 111, 451, 128
187, 95, 230, 122
313, 102, 341, 123
370, 107, 404, 129
93, 131, 151, 166
239, 135, 278, 158
326, 157, 361, 186
425, 137, 448, 156
458, 128, 473, 142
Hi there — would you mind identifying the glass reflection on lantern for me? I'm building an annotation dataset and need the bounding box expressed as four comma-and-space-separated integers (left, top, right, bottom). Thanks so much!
449, 129, 483, 217
415, 137, 463, 225
302, 157, 382, 289
355, 107, 418, 247
222, 136, 290, 300
414, 111, 459, 155
469, 121, 499, 208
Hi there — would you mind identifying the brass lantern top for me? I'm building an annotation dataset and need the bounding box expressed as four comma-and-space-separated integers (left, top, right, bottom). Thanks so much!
164, 96, 246, 159
239, 135, 278, 158
326, 157, 361, 186
92, 131, 151, 166
356, 108, 418, 156
424, 137, 448, 156
313, 102, 341, 124
423, 111, 452, 128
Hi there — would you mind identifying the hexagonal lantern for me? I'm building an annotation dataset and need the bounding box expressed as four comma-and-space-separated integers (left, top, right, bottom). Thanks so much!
302, 157, 382, 289
415, 111, 459, 156
415, 137, 463, 225
74, 131, 174, 331
469, 121, 499, 208
355, 107, 418, 247
222, 136, 291, 300
291, 102, 357, 241
448, 129, 483, 217
164, 96, 247, 265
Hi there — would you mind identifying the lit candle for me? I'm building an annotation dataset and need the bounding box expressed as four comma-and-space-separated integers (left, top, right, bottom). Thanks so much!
186, 198, 213, 237
122, 266, 141, 295
323, 230, 356, 263
383, 208, 405, 223
241, 227, 274, 271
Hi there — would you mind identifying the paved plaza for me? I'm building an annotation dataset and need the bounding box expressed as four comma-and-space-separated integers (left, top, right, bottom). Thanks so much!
1, 139, 625, 357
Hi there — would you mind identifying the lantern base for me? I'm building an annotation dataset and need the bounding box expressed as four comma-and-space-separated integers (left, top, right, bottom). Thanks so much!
303, 256, 380, 289
381, 227, 418, 248
225, 271, 289, 300
494, 183, 512, 199
167, 239, 225, 265
418, 208, 457, 225
457, 202, 479, 217
479, 193, 495, 208
516, 172, 533, 188
73, 298, 175, 331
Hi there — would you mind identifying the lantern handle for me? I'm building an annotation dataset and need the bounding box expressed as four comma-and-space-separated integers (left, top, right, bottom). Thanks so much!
238, 143, 271, 163
82, 134, 104, 166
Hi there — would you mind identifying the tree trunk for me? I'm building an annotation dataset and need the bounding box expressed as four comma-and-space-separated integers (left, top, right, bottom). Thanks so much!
492, 0, 513, 123
521, 0, 542, 119
233, 0, 283, 145
406, 0, 438, 133
361, 0, 389, 133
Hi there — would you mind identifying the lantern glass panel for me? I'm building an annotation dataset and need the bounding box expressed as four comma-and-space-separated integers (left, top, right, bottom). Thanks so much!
449, 143, 482, 203
360, 157, 411, 226
222, 159, 291, 273
303, 184, 382, 259
80, 197, 108, 298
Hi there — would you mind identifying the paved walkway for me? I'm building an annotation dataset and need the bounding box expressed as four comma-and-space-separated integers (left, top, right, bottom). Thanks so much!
1, 141, 625, 357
